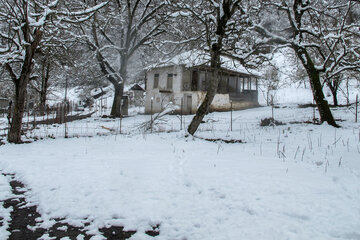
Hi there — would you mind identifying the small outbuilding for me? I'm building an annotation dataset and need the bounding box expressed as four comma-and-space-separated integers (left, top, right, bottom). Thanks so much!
145, 50, 259, 114
128, 84, 145, 106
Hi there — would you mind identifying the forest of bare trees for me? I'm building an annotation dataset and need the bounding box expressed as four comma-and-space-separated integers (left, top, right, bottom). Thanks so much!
1, 0, 359, 143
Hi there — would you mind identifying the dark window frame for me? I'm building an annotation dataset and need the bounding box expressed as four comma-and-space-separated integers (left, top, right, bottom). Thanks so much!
153, 73, 159, 89
167, 73, 173, 90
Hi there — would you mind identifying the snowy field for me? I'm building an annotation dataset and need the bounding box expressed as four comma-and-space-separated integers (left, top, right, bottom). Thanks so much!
1, 104, 360, 240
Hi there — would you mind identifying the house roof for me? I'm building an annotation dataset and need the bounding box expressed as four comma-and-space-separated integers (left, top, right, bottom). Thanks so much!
130, 84, 145, 91
149, 50, 260, 76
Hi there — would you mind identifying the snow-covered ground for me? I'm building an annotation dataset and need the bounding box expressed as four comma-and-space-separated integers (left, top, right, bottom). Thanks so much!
1, 104, 360, 240
0, 174, 12, 240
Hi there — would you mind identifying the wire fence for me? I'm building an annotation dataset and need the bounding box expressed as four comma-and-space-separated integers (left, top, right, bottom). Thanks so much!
1, 100, 360, 143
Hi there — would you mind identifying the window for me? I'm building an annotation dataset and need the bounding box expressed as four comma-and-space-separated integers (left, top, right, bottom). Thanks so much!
219, 73, 228, 93
191, 71, 198, 91
153, 74, 159, 89
237, 77, 242, 92
243, 78, 250, 90
167, 73, 173, 90
199, 72, 206, 91
229, 76, 237, 92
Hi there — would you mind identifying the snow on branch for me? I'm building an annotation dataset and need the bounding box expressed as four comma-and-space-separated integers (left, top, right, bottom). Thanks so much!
56, 1, 110, 17
252, 24, 289, 45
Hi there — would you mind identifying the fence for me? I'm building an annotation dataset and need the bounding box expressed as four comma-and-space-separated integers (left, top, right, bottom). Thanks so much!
21, 101, 84, 126
0, 101, 95, 137
1, 100, 360, 143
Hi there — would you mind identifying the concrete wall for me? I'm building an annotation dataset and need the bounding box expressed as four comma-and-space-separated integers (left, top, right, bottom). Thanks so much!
146, 66, 184, 93
145, 66, 184, 114
196, 92, 259, 112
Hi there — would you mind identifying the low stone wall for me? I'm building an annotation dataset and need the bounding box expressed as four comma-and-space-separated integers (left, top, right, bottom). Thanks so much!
145, 91, 259, 115
210, 101, 259, 112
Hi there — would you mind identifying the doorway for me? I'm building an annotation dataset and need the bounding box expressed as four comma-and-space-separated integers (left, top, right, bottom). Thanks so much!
185, 95, 192, 114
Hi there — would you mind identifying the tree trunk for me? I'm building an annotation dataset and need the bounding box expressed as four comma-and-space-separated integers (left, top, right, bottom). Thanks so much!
6, 27, 42, 143
8, 78, 28, 143
186, 0, 238, 135
110, 57, 127, 118
93, 48, 125, 118
39, 62, 50, 115
289, 1, 338, 127
110, 83, 123, 117
187, 69, 219, 135
110, 54, 127, 117
325, 78, 339, 107
331, 88, 338, 107
310, 76, 338, 126
39, 90, 47, 116
297, 49, 339, 127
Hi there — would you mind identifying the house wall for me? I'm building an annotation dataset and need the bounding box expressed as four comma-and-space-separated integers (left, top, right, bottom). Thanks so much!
182, 69, 191, 91
195, 92, 259, 112
145, 66, 259, 114
145, 66, 184, 113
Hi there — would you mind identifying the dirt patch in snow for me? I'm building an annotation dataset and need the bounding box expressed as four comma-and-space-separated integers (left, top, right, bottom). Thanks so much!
1, 173, 159, 240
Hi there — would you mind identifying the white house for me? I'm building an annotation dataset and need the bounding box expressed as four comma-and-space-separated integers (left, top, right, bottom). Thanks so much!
145, 50, 259, 114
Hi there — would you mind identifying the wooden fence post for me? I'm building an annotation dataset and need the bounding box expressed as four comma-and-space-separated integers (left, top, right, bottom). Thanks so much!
230, 100, 233, 131
356, 94, 358, 123
180, 97, 183, 131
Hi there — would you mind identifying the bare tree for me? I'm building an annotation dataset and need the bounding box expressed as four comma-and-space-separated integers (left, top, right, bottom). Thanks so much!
169, 0, 274, 135
260, 66, 284, 106
0, 0, 108, 143
169, 0, 246, 135
324, 74, 342, 106
30, 48, 55, 115
78, 0, 169, 117
254, 0, 360, 127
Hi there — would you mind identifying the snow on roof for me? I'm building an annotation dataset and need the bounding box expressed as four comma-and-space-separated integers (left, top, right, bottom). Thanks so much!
130, 84, 145, 91
90, 85, 113, 97
149, 50, 259, 76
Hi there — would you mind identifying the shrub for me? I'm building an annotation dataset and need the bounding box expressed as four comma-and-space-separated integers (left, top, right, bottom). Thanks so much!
260, 117, 285, 126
